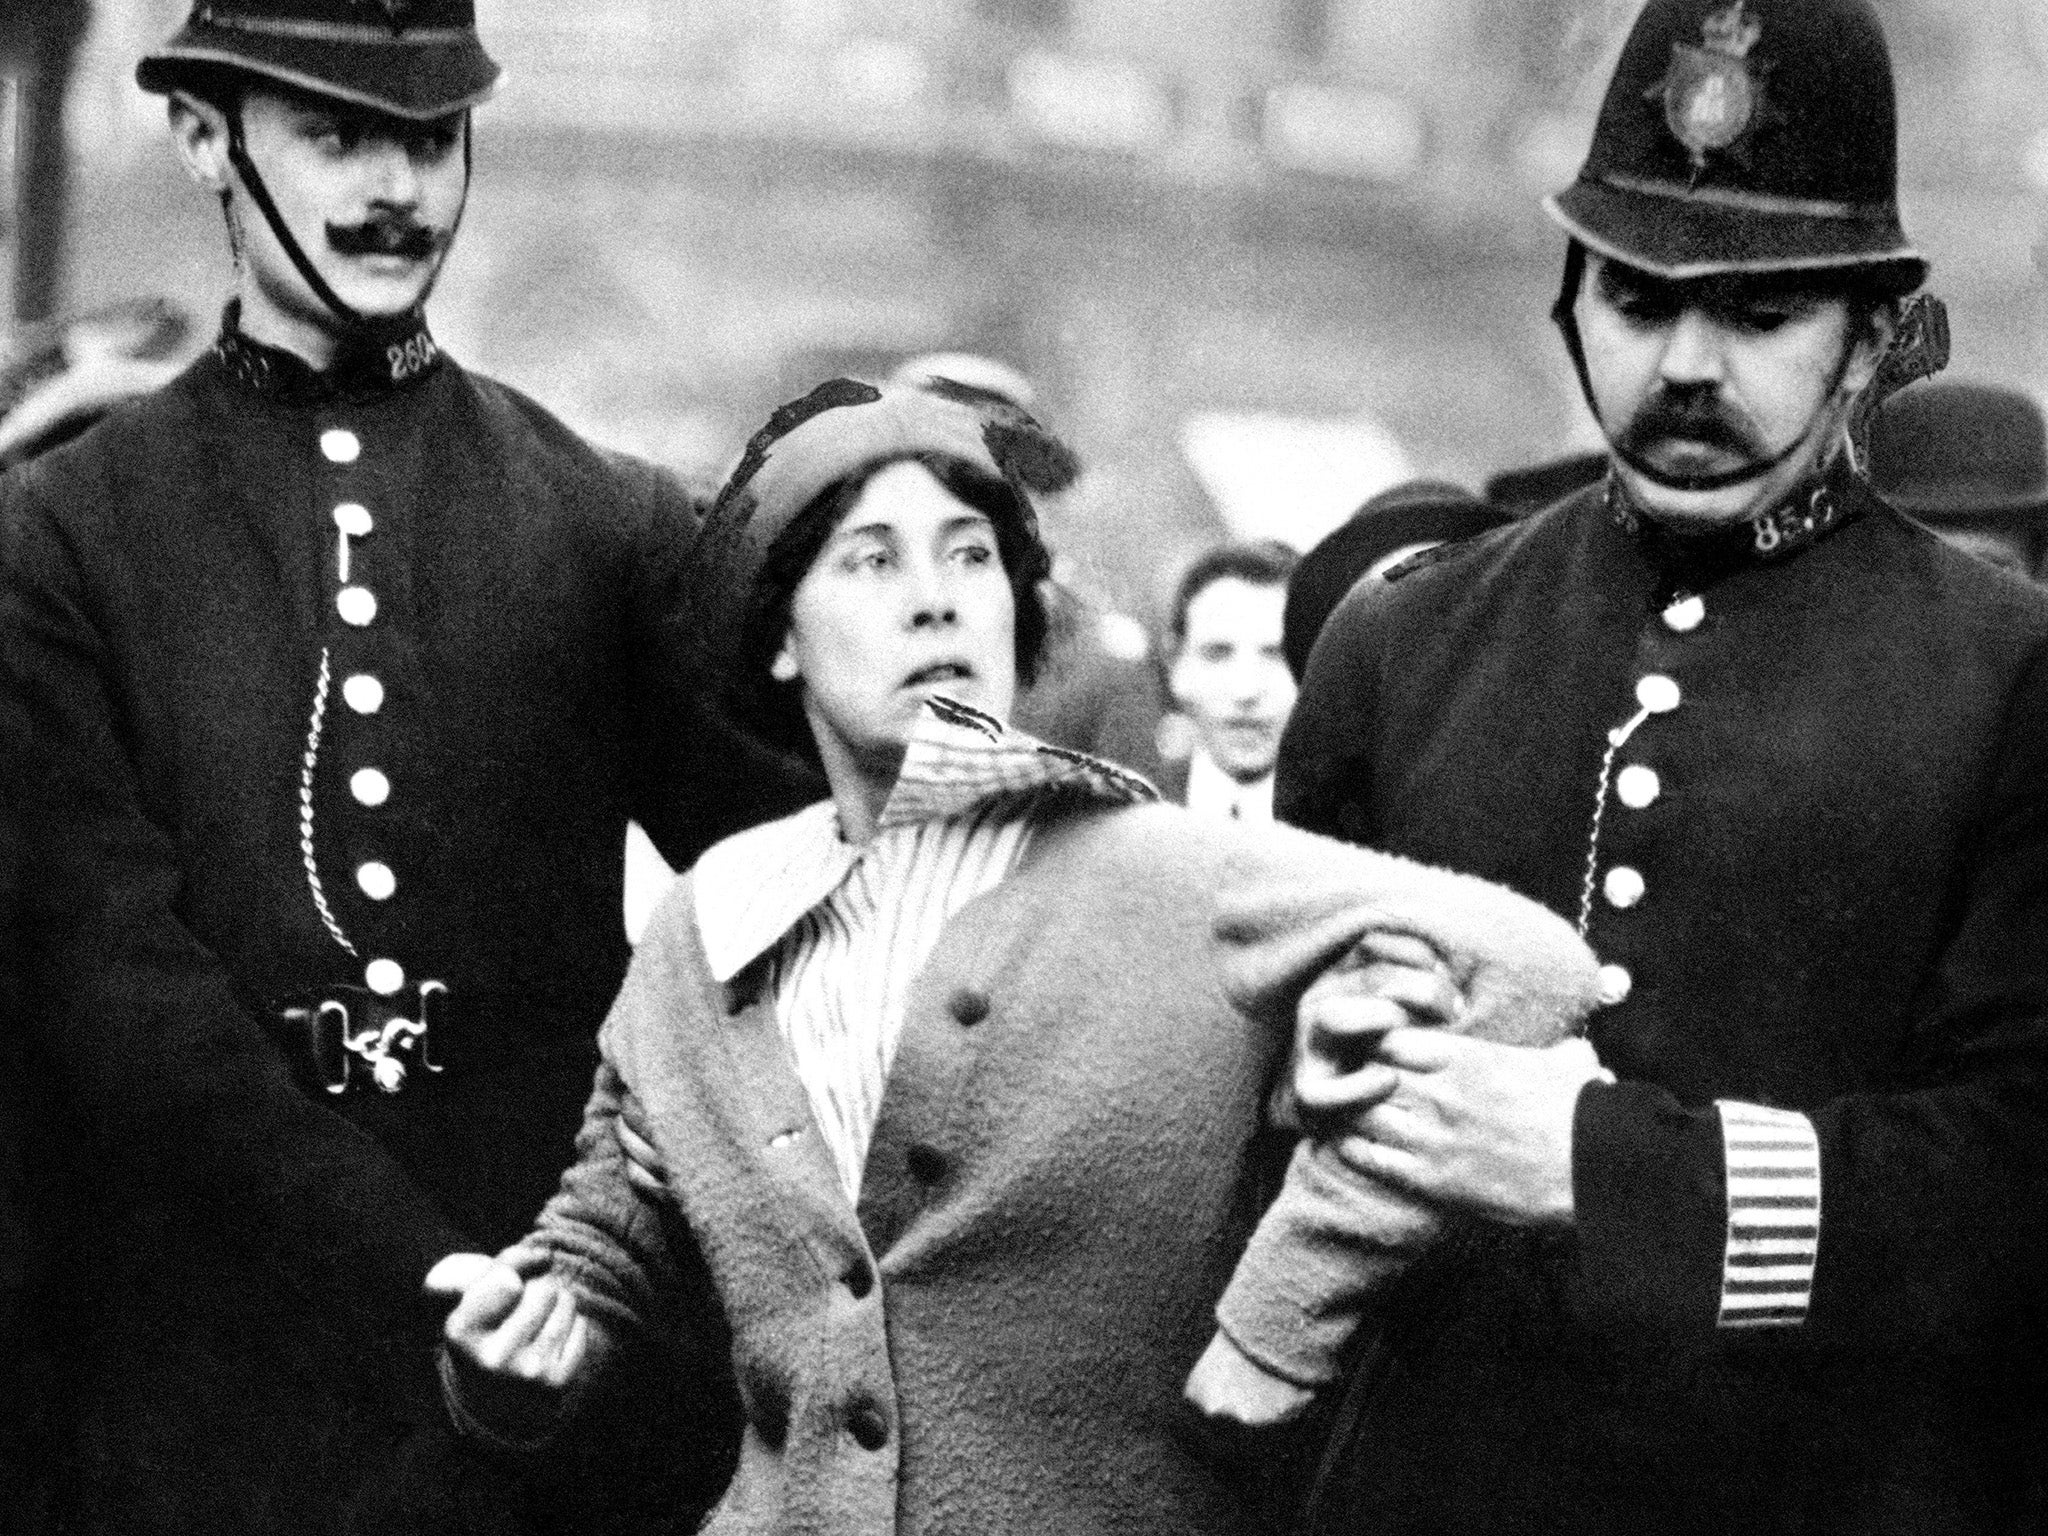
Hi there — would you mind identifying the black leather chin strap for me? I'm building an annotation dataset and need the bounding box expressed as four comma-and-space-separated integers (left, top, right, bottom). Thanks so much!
1549, 242, 1855, 496
223, 105, 472, 336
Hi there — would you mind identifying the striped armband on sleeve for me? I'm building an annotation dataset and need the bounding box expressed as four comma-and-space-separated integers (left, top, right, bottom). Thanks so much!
1714, 1101, 1820, 1330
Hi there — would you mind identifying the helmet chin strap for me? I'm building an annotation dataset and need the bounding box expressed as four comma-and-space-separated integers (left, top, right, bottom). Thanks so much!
1550, 242, 1858, 499
223, 106, 472, 339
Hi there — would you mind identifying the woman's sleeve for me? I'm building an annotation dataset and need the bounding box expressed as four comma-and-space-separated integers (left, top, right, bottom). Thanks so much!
528, 1055, 682, 1342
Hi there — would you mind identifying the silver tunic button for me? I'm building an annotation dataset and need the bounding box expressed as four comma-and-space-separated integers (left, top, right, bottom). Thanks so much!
342, 674, 385, 714
337, 587, 378, 626
357, 862, 396, 901
351, 768, 391, 807
1636, 674, 1681, 714
1604, 866, 1646, 909
320, 428, 361, 464
333, 503, 373, 538
1617, 765, 1661, 809
365, 958, 406, 995
1597, 963, 1634, 1006
1662, 595, 1705, 633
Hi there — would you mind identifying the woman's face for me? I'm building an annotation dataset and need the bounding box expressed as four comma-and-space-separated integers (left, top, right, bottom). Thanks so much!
773, 460, 1019, 776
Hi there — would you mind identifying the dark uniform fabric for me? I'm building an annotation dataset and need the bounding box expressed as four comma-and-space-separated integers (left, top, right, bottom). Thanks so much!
1281, 474, 2048, 1535
0, 331, 801, 1534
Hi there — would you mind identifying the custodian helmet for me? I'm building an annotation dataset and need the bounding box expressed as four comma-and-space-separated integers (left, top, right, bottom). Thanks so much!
137, 0, 499, 121
1545, 0, 1924, 288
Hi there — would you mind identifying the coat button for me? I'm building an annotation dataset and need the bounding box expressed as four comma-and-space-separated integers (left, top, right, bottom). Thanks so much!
1662, 595, 1705, 633
343, 674, 385, 714
333, 503, 373, 538
337, 587, 378, 626
1603, 866, 1646, 909
846, 1402, 890, 1451
843, 1260, 874, 1300
948, 988, 990, 1026
1616, 764, 1661, 809
1597, 963, 1633, 1006
356, 861, 397, 901
365, 958, 406, 995
1636, 674, 1681, 714
906, 1144, 947, 1183
351, 768, 391, 807
320, 428, 361, 464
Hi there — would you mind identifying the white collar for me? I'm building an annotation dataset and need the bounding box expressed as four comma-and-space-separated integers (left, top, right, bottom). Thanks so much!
1184, 749, 1275, 823
694, 697, 1155, 983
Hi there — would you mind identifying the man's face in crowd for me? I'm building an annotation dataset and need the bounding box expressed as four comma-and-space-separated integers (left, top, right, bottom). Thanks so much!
172, 85, 468, 328
1170, 576, 1297, 784
1576, 254, 1889, 527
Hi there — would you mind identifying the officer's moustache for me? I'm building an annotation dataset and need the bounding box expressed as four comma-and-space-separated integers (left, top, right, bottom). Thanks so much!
327, 219, 443, 261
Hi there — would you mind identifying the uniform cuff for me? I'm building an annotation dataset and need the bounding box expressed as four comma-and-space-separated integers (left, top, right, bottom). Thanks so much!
1714, 1100, 1820, 1329
437, 1345, 566, 1453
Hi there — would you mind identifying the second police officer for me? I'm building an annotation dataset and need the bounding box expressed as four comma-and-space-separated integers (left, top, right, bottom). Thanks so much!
1282, 2, 2048, 1532
0, 1, 808, 1530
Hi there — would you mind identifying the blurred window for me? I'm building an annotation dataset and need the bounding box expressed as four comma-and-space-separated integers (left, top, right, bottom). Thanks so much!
2, 76, 16, 239
1287, 0, 1331, 60
980, 0, 1069, 34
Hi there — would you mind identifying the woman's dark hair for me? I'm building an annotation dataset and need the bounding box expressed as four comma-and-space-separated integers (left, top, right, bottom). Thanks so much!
728, 452, 1052, 763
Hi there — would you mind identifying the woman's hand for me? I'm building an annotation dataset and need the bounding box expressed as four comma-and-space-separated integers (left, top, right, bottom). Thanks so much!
424, 1249, 610, 1440
1295, 932, 1462, 1120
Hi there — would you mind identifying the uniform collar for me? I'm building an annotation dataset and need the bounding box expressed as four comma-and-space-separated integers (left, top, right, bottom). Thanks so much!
212, 300, 444, 408
1602, 453, 1868, 584
694, 696, 1155, 983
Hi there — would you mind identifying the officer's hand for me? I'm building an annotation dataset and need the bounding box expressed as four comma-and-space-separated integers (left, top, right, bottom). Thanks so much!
1331, 1032, 1608, 1228
616, 1091, 669, 1196
425, 1249, 608, 1438
1296, 933, 1463, 1122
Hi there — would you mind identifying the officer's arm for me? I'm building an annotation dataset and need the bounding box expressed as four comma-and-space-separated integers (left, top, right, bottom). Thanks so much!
1275, 575, 1388, 842
1566, 642, 2048, 1351
621, 464, 820, 868
2, 478, 468, 1321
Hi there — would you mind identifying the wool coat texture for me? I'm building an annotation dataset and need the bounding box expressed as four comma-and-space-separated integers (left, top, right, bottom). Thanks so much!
1282, 473, 2048, 1536
0, 336, 808, 1535
489, 796, 1597, 1536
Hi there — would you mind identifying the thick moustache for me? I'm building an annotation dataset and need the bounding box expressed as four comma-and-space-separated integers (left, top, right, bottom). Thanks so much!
327, 219, 444, 260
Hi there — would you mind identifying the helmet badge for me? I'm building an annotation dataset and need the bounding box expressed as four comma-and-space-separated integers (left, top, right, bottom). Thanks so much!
1649, 1, 1765, 170
347, 0, 425, 34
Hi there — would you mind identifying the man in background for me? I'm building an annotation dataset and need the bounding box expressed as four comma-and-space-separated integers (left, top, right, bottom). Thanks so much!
1281, 480, 1507, 680
1162, 539, 1297, 820
1866, 378, 2048, 579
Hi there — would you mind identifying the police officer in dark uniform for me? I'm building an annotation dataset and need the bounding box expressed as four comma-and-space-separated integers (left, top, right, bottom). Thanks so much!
0, 3, 804, 1530
1281, 2, 2048, 1532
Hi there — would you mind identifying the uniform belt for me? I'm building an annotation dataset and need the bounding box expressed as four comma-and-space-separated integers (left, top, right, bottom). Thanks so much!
273, 980, 456, 1096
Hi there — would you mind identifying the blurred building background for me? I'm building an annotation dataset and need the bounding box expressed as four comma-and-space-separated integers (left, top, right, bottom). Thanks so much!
7, 0, 2048, 617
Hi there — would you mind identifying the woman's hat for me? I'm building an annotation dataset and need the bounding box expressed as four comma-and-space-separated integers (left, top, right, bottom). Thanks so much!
137, 0, 500, 121
691, 377, 1066, 683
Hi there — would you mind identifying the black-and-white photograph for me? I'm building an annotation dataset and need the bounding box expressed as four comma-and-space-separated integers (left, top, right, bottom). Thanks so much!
4, 2, 2047, 1532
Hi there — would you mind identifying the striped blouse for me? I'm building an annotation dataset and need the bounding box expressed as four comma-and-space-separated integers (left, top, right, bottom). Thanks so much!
693, 697, 1154, 1204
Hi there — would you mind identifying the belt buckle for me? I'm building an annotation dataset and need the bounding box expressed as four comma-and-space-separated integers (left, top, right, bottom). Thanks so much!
281, 981, 447, 1095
